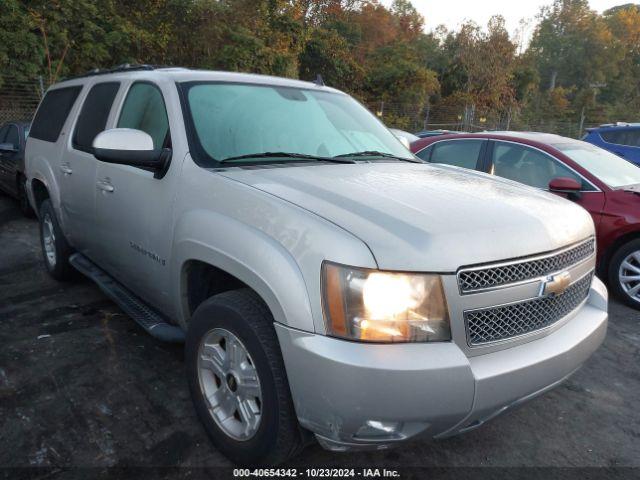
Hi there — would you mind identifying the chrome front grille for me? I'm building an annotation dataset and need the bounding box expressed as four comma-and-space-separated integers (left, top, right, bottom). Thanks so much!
464, 272, 593, 346
458, 238, 595, 293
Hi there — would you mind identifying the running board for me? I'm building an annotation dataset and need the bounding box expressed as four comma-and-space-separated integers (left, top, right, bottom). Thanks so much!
69, 253, 185, 343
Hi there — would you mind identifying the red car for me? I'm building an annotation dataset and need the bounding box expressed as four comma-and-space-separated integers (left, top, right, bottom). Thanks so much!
411, 131, 640, 308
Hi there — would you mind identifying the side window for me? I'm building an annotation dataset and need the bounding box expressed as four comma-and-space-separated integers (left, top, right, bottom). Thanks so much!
600, 129, 640, 147
415, 145, 433, 162
491, 142, 592, 190
117, 83, 169, 149
5, 126, 19, 148
0, 126, 8, 143
429, 140, 483, 169
624, 129, 640, 147
73, 82, 120, 152
30, 86, 82, 142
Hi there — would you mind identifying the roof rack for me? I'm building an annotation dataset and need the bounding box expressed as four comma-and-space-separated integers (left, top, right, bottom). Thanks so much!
63, 64, 176, 81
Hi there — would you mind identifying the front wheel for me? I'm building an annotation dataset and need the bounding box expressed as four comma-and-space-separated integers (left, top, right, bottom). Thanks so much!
609, 238, 640, 309
185, 289, 304, 465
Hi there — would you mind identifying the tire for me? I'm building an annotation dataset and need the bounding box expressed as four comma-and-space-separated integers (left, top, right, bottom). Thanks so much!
38, 199, 75, 281
608, 238, 640, 309
18, 176, 35, 218
186, 289, 304, 465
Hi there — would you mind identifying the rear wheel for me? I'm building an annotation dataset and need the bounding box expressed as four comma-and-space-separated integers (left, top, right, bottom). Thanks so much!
18, 176, 35, 217
39, 199, 75, 280
186, 289, 304, 465
609, 238, 640, 309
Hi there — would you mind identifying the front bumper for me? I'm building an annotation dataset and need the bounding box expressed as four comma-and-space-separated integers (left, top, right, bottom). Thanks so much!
274, 277, 608, 451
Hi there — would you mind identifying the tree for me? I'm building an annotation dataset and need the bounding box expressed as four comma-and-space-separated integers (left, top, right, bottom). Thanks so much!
528, 0, 618, 91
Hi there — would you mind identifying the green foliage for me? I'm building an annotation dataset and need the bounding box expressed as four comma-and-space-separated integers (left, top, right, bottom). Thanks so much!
0, 0, 638, 133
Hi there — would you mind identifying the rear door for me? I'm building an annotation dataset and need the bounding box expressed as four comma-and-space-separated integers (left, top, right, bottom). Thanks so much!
415, 139, 488, 171
487, 140, 606, 228
62, 81, 121, 257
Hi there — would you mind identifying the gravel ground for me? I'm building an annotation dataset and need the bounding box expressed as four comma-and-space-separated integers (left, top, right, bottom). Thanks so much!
0, 193, 638, 476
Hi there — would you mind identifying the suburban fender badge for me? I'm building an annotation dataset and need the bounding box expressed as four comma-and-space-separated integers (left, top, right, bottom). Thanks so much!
539, 271, 572, 298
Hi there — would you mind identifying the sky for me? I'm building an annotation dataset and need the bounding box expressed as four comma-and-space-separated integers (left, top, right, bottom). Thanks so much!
381, 0, 629, 44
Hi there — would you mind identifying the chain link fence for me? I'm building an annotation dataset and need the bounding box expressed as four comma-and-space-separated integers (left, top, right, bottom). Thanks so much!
367, 101, 606, 139
0, 76, 614, 139
0, 77, 44, 126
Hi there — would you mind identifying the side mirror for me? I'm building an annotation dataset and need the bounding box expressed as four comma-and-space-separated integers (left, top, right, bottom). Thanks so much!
549, 177, 581, 200
93, 128, 171, 179
0, 142, 18, 153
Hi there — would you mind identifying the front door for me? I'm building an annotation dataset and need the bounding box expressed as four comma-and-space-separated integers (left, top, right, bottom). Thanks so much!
488, 140, 606, 229
94, 81, 180, 312
0, 124, 21, 195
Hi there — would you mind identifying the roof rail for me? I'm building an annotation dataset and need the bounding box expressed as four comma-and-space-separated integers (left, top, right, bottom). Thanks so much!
62, 64, 174, 81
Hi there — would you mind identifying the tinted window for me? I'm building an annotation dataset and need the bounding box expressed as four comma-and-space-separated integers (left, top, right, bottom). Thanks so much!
415, 145, 433, 161
5, 126, 19, 147
429, 140, 483, 169
30, 86, 82, 142
0, 126, 8, 143
555, 141, 640, 188
600, 129, 640, 147
491, 142, 592, 190
117, 83, 169, 149
73, 82, 120, 152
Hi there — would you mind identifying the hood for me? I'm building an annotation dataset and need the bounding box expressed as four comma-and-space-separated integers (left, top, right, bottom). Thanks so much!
218, 162, 594, 271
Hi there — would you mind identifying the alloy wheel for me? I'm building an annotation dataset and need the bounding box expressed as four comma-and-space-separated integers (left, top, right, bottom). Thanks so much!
42, 214, 57, 268
619, 250, 640, 303
197, 328, 262, 441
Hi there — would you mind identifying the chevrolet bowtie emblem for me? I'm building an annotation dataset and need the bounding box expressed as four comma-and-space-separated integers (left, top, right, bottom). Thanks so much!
540, 271, 572, 297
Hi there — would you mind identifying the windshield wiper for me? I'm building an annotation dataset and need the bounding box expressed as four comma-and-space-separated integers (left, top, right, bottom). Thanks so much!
219, 152, 356, 164
334, 151, 421, 163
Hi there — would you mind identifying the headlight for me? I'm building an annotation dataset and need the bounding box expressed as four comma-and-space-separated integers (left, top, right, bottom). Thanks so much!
321, 262, 451, 343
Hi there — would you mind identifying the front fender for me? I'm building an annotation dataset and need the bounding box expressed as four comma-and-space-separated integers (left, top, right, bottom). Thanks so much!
171, 209, 314, 332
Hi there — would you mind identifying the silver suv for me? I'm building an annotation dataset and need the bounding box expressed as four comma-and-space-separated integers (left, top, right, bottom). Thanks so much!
25, 65, 608, 465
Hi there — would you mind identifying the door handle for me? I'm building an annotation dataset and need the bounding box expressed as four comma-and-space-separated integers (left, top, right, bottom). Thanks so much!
96, 180, 114, 193
60, 163, 73, 175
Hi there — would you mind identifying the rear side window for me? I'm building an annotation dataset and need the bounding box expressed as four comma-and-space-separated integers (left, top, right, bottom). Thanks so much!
30, 86, 82, 142
117, 83, 169, 149
429, 140, 484, 169
73, 82, 120, 152
600, 129, 640, 147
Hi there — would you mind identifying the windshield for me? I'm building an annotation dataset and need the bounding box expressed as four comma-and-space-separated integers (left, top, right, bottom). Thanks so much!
554, 141, 640, 188
182, 82, 413, 164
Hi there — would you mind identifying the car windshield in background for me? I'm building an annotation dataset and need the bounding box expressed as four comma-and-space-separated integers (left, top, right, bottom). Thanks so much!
554, 142, 640, 188
182, 82, 413, 165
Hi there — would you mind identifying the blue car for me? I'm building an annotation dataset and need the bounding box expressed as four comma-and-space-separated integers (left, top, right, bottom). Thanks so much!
583, 123, 640, 165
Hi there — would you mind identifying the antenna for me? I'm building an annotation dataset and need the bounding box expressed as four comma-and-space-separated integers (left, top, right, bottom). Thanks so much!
315, 74, 325, 87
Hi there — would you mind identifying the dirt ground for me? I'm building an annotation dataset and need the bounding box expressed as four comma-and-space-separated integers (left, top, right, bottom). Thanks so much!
1, 193, 638, 475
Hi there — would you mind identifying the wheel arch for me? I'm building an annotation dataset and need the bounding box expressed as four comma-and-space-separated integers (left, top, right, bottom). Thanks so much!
171, 210, 315, 333
599, 229, 640, 277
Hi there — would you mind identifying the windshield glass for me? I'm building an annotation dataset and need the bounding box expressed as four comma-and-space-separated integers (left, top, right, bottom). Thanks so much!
182, 82, 413, 164
554, 141, 640, 188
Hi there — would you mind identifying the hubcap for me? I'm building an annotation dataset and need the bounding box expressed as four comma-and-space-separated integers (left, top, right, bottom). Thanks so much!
197, 328, 262, 441
619, 250, 640, 303
42, 214, 56, 268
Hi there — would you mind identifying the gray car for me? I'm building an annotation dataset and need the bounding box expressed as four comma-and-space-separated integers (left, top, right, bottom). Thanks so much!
25, 65, 607, 465
0, 121, 33, 216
